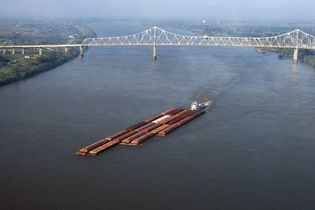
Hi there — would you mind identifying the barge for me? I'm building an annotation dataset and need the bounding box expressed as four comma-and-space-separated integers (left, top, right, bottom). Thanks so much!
77, 101, 210, 156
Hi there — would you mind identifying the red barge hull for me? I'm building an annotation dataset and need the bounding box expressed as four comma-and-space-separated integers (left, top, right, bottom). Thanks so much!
77, 107, 205, 156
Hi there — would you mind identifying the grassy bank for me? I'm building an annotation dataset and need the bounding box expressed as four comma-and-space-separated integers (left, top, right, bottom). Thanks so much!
0, 19, 96, 86
260, 47, 315, 67
303, 55, 315, 67
0, 49, 80, 85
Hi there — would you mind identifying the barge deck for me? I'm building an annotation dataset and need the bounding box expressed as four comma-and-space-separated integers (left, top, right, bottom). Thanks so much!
77, 107, 205, 156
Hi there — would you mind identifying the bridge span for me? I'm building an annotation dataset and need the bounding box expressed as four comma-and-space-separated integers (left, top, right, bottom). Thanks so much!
1, 26, 315, 63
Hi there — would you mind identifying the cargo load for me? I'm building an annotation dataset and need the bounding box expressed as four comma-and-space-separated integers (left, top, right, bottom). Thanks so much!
77, 101, 211, 156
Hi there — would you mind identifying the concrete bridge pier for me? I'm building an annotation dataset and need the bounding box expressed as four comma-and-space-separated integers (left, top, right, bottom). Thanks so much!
2, 49, 6, 55
11, 49, 15, 55
64, 47, 68, 54
79, 46, 84, 57
152, 44, 157, 60
39, 48, 43, 56
21, 48, 25, 55
293, 48, 299, 64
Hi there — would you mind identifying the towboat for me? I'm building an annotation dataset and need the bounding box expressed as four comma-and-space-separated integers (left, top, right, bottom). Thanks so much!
190, 100, 212, 111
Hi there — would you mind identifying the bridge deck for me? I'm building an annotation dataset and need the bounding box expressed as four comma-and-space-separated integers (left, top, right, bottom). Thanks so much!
0, 27, 314, 49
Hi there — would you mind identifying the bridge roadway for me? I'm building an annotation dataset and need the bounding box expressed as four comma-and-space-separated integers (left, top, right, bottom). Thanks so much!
0, 27, 314, 63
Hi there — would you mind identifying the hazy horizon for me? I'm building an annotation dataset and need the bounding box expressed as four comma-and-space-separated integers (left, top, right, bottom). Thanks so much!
1, 0, 315, 22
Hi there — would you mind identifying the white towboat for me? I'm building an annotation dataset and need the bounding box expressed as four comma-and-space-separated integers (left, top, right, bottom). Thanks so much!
190, 100, 212, 111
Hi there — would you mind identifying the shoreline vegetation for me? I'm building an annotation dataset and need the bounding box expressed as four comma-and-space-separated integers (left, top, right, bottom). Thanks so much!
1, 19, 314, 87
200, 21, 315, 68
258, 48, 315, 67
0, 19, 96, 86
303, 55, 315, 67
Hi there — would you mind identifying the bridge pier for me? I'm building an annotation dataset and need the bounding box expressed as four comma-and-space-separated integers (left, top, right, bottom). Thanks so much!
152, 44, 157, 60
2, 49, 6, 55
21, 48, 25, 55
11, 49, 15, 55
79, 46, 84, 57
293, 48, 299, 64
64, 47, 68, 54
39, 48, 43, 56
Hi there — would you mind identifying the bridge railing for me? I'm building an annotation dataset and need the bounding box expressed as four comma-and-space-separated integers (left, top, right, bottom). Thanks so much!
81, 27, 315, 49
0, 27, 314, 49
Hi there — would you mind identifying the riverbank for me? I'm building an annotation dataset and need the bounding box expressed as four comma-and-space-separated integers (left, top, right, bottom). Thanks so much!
258, 47, 315, 67
303, 55, 315, 67
0, 19, 96, 86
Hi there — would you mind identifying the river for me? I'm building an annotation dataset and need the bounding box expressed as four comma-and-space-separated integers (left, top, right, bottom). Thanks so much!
0, 20, 315, 210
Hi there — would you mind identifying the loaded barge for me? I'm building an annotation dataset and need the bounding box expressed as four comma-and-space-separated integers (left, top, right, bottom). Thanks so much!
77, 101, 210, 156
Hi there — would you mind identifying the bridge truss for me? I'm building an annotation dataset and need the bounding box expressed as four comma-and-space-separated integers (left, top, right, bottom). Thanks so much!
1, 26, 315, 62
83, 27, 315, 49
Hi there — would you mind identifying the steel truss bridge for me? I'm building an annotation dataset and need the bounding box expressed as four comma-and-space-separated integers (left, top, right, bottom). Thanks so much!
1, 26, 315, 63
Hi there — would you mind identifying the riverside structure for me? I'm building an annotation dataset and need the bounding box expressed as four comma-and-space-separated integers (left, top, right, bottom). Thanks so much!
1, 27, 315, 63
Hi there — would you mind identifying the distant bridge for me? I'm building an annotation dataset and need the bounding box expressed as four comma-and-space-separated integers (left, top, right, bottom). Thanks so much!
1, 26, 315, 63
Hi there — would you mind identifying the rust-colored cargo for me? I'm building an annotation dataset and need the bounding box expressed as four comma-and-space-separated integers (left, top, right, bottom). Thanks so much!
151, 124, 170, 134
175, 109, 194, 117
121, 130, 148, 144
135, 122, 154, 131
143, 123, 162, 132
126, 121, 148, 131
166, 116, 184, 125
105, 129, 128, 141
158, 110, 190, 124
77, 107, 206, 156
115, 130, 138, 142
168, 110, 198, 126
178, 111, 205, 126
181, 109, 195, 117
144, 113, 164, 122
158, 123, 181, 136
166, 110, 195, 125
88, 139, 120, 155
159, 111, 205, 136
79, 138, 110, 154
130, 132, 155, 145
152, 115, 170, 124
158, 115, 178, 124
